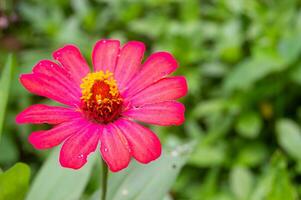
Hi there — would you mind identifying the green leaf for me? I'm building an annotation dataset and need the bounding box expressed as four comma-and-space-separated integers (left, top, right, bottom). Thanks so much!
276, 119, 301, 160
267, 152, 297, 200
278, 31, 301, 64
0, 134, 19, 165
189, 143, 226, 167
26, 148, 96, 200
230, 166, 254, 200
109, 144, 192, 200
235, 112, 262, 139
0, 163, 30, 200
223, 55, 285, 91
197, 168, 219, 199
90, 144, 192, 200
250, 152, 297, 200
0, 55, 14, 141
236, 142, 268, 167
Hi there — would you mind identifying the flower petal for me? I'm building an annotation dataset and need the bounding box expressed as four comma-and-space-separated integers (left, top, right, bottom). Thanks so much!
123, 101, 185, 126
123, 52, 178, 97
28, 118, 87, 149
59, 124, 100, 169
92, 39, 120, 72
127, 76, 187, 106
20, 73, 80, 106
114, 41, 145, 90
16, 104, 80, 124
100, 124, 131, 172
53, 45, 90, 85
33, 60, 81, 95
115, 119, 161, 164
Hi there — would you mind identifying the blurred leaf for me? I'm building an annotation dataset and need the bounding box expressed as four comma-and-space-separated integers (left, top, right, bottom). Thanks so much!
180, 0, 200, 21
218, 19, 243, 62
107, 144, 192, 200
26, 148, 96, 200
235, 112, 262, 139
0, 134, 19, 165
267, 152, 297, 200
230, 166, 254, 200
193, 99, 227, 119
163, 194, 173, 200
276, 119, 301, 160
236, 143, 268, 167
90, 144, 193, 200
250, 152, 297, 200
278, 31, 301, 64
0, 54, 14, 141
0, 163, 30, 200
197, 168, 219, 199
201, 62, 227, 78
290, 62, 301, 85
224, 55, 285, 91
189, 143, 226, 167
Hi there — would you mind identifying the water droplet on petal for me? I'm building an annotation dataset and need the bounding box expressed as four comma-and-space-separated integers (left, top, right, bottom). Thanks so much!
104, 148, 108, 152
133, 105, 139, 110
102, 40, 107, 43
78, 154, 84, 159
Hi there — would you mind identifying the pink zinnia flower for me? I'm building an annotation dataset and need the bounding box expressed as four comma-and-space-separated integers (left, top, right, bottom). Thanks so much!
16, 40, 187, 172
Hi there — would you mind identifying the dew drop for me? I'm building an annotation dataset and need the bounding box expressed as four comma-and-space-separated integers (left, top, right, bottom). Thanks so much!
78, 154, 84, 159
133, 105, 139, 110
104, 148, 108, 152
121, 189, 128, 196
171, 150, 179, 157
102, 40, 107, 44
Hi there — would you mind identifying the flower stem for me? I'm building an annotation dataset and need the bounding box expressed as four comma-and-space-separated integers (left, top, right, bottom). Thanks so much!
101, 159, 108, 200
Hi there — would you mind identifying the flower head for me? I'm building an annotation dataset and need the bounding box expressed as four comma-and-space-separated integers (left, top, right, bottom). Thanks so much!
16, 40, 187, 172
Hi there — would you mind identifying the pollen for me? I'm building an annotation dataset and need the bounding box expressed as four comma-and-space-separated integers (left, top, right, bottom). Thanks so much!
80, 70, 123, 123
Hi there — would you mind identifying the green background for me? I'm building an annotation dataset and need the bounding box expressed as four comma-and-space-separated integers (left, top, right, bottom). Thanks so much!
1, 0, 301, 199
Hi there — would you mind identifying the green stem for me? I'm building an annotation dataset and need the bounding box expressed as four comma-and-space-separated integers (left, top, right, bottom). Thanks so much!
101, 159, 108, 200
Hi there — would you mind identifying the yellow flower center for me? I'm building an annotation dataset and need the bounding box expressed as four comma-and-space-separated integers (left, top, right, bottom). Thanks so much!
80, 70, 123, 123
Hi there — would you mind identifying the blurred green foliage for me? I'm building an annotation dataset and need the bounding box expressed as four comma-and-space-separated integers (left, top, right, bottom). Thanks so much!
1, 0, 301, 199
0, 163, 30, 200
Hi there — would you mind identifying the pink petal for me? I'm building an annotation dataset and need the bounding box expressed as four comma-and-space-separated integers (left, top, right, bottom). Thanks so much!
114, 41, 145, 90
59, 124, 100, 169
16, 104, 80, 124
53, 45, 90, 86
115, 119, 161, 164
33, 60, 81, 95
127, 76, 187, 106
20, 73, 80, 106
28, 118, 87, 149
100, 124, 131, 172
123, 101, 185, 126
122, 52, 178, 97
92, 39, 120, 72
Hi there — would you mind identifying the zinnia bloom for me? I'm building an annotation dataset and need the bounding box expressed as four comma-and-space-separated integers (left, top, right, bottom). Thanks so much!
16, 40, 187, 172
